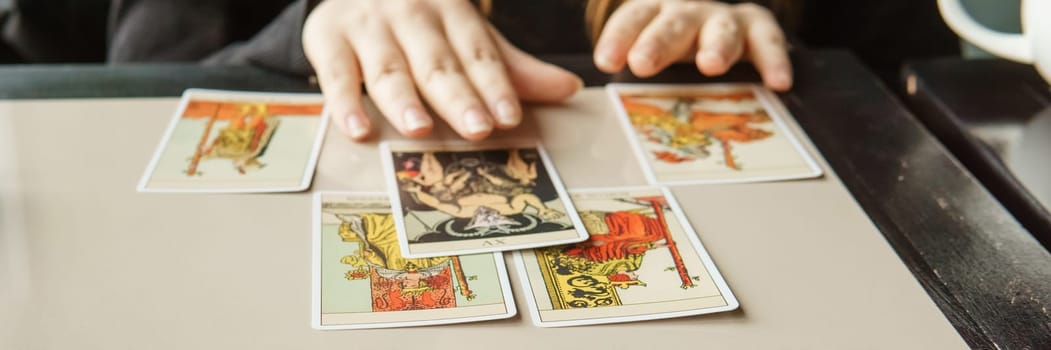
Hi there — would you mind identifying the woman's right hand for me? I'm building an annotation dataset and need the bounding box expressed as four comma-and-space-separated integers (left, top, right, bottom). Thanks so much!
302, 0, 583, 141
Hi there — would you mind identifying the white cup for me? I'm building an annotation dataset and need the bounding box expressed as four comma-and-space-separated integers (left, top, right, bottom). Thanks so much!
938, 0, 1051, 83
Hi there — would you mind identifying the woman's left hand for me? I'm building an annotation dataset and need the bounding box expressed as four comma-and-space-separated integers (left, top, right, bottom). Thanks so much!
593, 0, 792, 91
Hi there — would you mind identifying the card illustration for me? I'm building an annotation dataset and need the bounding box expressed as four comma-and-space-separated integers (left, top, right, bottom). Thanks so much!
139, 89, 328, 192
608, 84, 821, 185
515, 187, 738, 327
313, 192, 515, 330
382, 141, 588, 258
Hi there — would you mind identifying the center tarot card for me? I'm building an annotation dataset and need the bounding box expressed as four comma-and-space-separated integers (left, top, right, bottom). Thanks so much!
514, 187, 738, 327
607, 83, 822, 185
380, 140, 589, 258
313, 192, 516, 330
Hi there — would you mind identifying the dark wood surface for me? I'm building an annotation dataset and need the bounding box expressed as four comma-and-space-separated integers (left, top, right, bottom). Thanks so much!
785, 53, 1050, 350
1, 50, 1049, 348
903, 59, 1051, 250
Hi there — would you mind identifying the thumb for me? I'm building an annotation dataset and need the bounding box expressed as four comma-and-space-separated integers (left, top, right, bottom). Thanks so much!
489, 26, 583, 103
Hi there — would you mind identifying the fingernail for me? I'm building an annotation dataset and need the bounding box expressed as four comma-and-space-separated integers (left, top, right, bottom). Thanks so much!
494, 99, 519, 127
345, 113, 369, 139
573, 77, 585, 90
771, 71, 792, 89
403, 107, 432, 132
631, 47, 660, 66
700, 50, 724, 68
595, 54, 615, 70
463, 108, 492, 135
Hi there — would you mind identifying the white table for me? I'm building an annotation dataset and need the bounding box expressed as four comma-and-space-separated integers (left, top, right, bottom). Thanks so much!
0, 89, 967, 349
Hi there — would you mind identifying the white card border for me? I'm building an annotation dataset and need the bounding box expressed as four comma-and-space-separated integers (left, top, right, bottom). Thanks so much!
137, 88, 329, 193
513, 186, 739, 327
380, 139, 589, 259
606, 83, 823, 186
311, 191, 517, 330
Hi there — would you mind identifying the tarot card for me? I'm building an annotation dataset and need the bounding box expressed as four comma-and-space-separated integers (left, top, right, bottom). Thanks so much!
607, 83, 822, 185
380, 140, 588, 258
312, 192, 516, 330
138, 89, 328, 193
514, 187, 738, 327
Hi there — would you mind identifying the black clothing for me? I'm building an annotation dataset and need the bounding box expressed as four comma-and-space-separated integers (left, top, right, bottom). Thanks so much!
0, 0, 961, 85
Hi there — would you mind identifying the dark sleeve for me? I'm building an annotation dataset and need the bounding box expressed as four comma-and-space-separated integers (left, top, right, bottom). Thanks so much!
200, 0, 315, 77
109, 0, 315, 77
108, 0, 230, 63
307, 0, 321, 14
2, 0, 110, 62
488, 0, 590, 55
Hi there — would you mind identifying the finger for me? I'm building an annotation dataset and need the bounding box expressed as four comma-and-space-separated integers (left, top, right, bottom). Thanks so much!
627, 2, 704, 77
345, 18, 433, 137
440, 3, 520, 129
389, 4, 493, 140
490, 26, 582, 103
302, 16, 370, 140
696, 7, 744, 76
736, 4, 792, 91
593, 0, 660, 73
